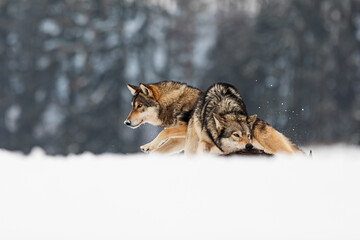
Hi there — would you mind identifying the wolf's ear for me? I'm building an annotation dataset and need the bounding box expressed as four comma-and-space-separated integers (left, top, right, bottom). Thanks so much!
139, 83, 158, 99
247, 114, 257, 129
127, 84, 139, 95
213, 113, 225, 131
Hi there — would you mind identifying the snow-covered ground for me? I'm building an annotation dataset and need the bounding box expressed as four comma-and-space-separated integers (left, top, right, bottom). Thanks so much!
1, 145, 360, 240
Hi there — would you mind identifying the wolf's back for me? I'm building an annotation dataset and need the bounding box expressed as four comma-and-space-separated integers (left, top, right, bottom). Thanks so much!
152, 81, 201, 126
199, 83, 248, 126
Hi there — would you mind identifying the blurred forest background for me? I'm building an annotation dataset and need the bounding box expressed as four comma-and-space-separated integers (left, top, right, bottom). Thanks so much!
1, 0, 360, 155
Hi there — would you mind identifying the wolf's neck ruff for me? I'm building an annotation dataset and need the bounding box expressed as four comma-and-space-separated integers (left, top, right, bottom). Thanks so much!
150, 82, 201, 127
213, 127, 226, 153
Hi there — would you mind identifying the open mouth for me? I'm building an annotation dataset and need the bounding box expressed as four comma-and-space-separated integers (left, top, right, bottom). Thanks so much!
130, 120, 143, 129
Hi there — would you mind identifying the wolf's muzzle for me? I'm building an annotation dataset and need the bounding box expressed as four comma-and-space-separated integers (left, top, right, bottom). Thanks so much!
124, 120, 131, 126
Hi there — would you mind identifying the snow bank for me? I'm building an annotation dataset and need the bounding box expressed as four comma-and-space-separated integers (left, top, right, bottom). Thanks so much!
1, 145, 360, 240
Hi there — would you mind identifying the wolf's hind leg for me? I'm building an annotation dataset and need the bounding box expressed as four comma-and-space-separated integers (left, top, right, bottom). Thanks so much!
140, 125, 187, 153
198, 140, 212, 154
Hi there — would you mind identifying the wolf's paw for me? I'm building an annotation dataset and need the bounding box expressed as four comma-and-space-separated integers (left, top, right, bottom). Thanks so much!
140, 143, 155, 153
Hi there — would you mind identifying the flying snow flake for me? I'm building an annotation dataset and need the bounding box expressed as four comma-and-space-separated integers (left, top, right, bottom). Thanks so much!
265, 76, 277, 88
39, 19, 61, 36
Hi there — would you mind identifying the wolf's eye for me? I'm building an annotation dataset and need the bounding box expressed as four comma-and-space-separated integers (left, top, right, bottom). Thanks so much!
137, 104, 143, 108
233, 133, 240, 138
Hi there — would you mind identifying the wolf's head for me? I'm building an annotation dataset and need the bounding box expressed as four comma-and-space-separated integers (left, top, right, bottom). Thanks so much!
213, 113, 257, 154
124, 83, 161, 128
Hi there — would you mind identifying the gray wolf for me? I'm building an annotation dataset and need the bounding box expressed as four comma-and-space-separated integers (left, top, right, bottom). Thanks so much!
184, 83, 303, 155
184, 83, 258, 154
124, 81, 201, 153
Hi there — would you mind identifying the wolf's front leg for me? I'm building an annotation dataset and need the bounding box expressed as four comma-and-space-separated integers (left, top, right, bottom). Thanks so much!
198, 140, 212, 154
140, 138, 164, 153
151, 138, 186, 154
140, 126, 187, 153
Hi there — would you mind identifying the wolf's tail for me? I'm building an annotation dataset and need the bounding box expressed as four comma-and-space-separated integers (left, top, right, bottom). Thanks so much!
290, 143, 305, 154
